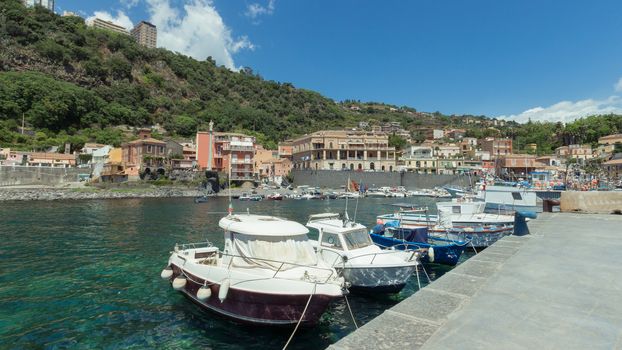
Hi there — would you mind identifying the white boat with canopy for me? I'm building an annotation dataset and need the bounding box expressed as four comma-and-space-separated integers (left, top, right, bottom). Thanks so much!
161, 214, 345, 326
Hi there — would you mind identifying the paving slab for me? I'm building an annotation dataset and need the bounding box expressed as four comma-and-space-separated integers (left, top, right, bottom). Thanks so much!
331, 213, 622, 350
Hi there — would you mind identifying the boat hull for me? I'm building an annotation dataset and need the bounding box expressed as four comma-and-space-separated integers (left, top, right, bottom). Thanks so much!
337, 265, 417, 293
170, 265, 337, 327
428, 229, 509, 249
370, 233, 466, 266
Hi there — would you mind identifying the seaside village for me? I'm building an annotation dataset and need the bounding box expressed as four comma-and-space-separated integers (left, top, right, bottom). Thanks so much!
1, 120, 622, 190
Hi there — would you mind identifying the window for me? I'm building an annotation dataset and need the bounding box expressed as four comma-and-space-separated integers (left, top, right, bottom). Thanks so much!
452, 206, 461, 214
147, 145, 152, 153
343, 229, 372, 249
321, 232, 343, 250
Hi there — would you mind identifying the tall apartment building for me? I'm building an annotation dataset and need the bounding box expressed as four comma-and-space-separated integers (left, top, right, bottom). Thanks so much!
196, 128, 256, 181
131, 21, 157, 49
291, 129, 397, 171
22, 0, 54, 11
87, 18, 129, 35
480, 137, 512, 158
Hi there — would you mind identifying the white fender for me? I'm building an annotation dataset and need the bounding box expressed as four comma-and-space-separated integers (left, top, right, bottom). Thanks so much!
197, 286, 212, 301
428, 247, 435, 263
219, 279, 230, 302
172, 276, 187, 290
160, 267, 173, 279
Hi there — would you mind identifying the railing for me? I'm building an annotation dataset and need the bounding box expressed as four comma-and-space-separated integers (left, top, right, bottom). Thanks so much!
222, 145, 254, 152
175, 242, 336, 284
320, 247, 419, 268
231, 159, 253, 164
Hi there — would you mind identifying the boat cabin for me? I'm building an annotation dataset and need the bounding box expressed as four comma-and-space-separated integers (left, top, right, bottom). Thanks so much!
306, 213, 374, 253
218, 214, 318, 270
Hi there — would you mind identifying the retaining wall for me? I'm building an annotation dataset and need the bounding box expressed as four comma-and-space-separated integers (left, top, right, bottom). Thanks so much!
0, 165, 87, 186
560, 191, 622, 214
291, 170, 468, 189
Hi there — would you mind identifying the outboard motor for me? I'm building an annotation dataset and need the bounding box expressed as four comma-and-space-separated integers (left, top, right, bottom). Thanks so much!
514, 211, 537, 236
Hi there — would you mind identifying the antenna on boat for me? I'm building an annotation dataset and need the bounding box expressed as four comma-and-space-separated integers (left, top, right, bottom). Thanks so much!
228, 152, 233, 216
352, 177, 361, 225
344, 176, 350, 223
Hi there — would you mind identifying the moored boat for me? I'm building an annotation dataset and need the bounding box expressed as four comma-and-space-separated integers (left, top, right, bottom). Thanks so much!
369, 225, 468, 266
306, 213, 420, 293
162, 214, 345, 327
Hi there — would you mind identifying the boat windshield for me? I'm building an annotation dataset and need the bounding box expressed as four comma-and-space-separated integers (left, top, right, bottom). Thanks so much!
342, 229, 373, 250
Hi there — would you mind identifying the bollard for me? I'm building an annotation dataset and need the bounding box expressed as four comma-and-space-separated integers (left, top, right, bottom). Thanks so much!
514, 211, 538, 236
542, 199, 561, 212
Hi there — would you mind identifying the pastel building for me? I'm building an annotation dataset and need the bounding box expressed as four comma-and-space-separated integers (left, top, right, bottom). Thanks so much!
196, 125, 256, 181
121, 129, 167, 177
290, 129, 397, 172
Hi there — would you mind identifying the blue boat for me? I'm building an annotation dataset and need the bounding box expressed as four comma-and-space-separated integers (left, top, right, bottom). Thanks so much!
370, 225, 468, 266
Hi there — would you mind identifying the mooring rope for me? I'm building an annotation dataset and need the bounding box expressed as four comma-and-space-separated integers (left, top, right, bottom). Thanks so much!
344, 293, 359, 329
282, 283, 317, 350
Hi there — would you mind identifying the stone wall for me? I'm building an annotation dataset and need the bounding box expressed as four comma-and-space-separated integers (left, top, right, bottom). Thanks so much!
560, 191, 622, 214
0, 165, 87, 187
291, 170, 469, 189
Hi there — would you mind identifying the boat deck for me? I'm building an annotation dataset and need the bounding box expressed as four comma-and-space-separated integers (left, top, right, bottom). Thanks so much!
329, 212, 622, 349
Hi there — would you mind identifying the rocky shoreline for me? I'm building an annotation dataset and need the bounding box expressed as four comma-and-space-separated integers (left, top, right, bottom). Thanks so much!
0, 187, 199, 201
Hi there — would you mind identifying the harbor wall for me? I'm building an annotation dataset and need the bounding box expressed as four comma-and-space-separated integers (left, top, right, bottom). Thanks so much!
0, 165, 87, 187
560, 191, 622, 214
291, 170, 466, 189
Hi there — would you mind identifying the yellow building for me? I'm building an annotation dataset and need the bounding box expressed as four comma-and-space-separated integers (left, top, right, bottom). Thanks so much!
291, 129, 397, 171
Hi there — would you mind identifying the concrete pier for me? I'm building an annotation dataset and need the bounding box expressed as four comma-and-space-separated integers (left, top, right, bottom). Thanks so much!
330, 213, 622, 350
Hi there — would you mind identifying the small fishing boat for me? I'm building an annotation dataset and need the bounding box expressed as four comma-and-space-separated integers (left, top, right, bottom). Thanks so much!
377, 201, 516, 228
267, 193, 283, 200
369, 224, 468, 266
306, 213, 420, 293
239, 193, 262, 201
194, 195, 209, 203
161, 214, 346, 326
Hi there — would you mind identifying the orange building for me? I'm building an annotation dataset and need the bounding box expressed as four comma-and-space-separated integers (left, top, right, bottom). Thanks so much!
121, 129, 167, 177
196, 125, 256, 181
480, 137, 513, 158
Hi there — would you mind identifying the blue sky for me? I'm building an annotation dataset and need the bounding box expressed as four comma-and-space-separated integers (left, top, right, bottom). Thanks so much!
57, 0, 622, 123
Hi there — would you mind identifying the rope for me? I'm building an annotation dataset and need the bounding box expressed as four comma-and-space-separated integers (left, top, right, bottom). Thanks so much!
282, 283, 317, 350
344, 293, 359, 329
415, 265, 421, 290
421, 264, 432, 284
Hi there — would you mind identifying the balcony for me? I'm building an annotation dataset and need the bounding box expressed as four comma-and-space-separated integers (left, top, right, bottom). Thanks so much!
222, 144, 254, 152
230, 175, 256, 181
231, 158, 253, 164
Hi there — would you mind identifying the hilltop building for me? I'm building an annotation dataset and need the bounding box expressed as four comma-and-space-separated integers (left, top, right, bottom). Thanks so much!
290, 129, 397, 171
22, 0, 54, 11
87, 18, 129, 35
131, 21, 157, 48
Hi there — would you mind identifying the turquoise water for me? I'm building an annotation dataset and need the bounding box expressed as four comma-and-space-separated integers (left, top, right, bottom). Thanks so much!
0, 197, 469, 349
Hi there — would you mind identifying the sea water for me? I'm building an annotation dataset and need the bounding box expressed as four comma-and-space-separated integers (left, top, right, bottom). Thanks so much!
0, 196, 470, 349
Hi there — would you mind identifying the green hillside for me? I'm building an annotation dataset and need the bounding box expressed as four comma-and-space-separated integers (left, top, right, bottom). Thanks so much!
0, 0, 621, 155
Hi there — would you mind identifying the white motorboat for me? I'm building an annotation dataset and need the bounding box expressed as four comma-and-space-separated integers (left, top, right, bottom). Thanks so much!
162, 214, 345, 326
378, 198, 516, 228
306, 213, 420, 293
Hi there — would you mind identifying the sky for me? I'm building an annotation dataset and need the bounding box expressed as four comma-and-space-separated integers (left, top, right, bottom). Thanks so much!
56, 0, 622, 124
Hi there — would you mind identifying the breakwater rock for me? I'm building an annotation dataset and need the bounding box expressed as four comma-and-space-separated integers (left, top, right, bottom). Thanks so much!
0, 187, 198, 201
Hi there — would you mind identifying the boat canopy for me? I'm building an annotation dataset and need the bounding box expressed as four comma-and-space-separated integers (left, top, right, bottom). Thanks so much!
219, 215, 309, 236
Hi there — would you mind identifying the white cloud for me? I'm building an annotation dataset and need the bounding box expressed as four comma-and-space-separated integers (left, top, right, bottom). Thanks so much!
145, 0, 254, 70
86, 10, 134, 31
499, 96, 622, 123
245, 0, 275, 19
615, 77, 622, 92
120, 0, 140, 9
